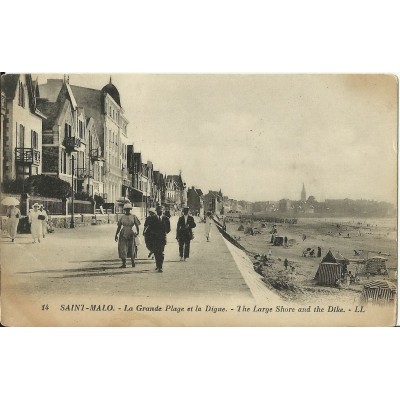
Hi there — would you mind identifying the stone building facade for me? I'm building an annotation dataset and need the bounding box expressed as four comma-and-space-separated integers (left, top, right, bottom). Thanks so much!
1, 74, 46, 185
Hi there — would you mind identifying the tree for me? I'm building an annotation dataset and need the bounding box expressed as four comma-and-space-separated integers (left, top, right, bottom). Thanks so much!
94, 194, 105, 207
27, 175, 72, 198
307, 195, 316, 204
75, 191, 93, 202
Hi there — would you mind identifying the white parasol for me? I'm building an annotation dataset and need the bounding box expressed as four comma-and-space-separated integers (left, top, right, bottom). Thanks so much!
1, 196, 20, 206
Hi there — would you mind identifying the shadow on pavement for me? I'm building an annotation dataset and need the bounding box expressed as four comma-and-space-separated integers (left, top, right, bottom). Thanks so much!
17, 260, 155, 275
52, 269, 154, 279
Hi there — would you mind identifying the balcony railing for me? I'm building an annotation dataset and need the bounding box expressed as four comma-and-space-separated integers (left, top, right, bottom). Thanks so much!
122, 178, 132, 188
90, 148, 104, 162
63, 136, 81, 152
76, 168, 93, 180
15, 148, 41, 165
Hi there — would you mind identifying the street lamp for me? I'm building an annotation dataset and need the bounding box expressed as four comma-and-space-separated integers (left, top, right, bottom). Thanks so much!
70, 154, 75, 228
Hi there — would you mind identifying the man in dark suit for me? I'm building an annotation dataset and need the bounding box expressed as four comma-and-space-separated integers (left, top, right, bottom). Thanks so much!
176, 206, 196, 261
144, 205, 171, 272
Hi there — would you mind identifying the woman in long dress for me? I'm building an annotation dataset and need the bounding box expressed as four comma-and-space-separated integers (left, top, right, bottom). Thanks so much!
115, 203, 140, 268
7, 205, 21, 242
29, 203, 43, 243
205, 211, 213, 241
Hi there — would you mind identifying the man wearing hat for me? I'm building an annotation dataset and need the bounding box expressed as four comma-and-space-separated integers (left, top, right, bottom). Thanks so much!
176, 206, 196, 261
143, 205, 171, 272
143, 207, 157, 259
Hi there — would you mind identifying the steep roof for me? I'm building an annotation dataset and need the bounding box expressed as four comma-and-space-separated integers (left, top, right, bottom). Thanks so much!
69, 85, 104, 148
36, 99, 61, 130
167, 174, 184, 189
1, 74, 19, 99
2, 74, 46, 118
37, 81, 79, 131
207, 190, 221, 198
101, 78, 121, 107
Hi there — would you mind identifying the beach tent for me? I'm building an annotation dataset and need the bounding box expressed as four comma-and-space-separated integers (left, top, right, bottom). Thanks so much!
321, 250, 338, 264
362, 280, 397, 304
315, 263, 342, 286
316, 250, 348, 286
320, 250, 349, 265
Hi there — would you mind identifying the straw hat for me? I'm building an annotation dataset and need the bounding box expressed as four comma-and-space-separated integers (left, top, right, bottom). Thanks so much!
123, 203, 133, 209
148, 207, 156, 214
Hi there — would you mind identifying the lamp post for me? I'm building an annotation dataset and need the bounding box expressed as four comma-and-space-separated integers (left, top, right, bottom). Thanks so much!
70, 154, 75, 228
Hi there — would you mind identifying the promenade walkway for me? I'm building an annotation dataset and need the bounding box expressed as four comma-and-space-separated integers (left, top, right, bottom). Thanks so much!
1, 217, 254, 301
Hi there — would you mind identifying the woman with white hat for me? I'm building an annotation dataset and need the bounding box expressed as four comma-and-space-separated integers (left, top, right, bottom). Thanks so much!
115, 202, 140, 268
29, 203, 43, 243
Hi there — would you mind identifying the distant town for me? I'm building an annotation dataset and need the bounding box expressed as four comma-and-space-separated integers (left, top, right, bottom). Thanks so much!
197, 183, 395, 218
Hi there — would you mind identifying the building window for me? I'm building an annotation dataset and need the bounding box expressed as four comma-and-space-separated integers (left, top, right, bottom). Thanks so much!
63, 152, 67, 174
31, 130, 38, 149
78, 120, 84, 139
18, 124, 25, 147
18, 82, 25, 107
65, 123, 72, 138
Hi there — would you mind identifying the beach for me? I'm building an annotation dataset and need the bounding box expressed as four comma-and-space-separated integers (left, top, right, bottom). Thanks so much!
225, 216, 397, 305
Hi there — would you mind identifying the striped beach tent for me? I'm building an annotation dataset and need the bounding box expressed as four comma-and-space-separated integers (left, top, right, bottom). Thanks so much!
315, 250, 348, 286
362, 280, 397, 304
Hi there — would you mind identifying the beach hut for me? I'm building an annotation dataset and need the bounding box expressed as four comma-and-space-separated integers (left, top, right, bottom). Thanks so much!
362, 280, 397, 304
315, 250, 349, 286
273, 236, 285, 246
365, 256, 388, 275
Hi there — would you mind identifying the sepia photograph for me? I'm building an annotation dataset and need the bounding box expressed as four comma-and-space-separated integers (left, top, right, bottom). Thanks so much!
0, 73, 397, 326
2, 3, 400, 400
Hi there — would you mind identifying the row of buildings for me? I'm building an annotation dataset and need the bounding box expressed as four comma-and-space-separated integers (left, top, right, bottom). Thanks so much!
1, 74, 187, 216
1, 73, 263, 219
187, 188, 254, 216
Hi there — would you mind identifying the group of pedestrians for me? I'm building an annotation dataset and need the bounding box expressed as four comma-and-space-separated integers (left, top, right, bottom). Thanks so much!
5, 202, 48, 243
115, 204, 214, 273
6, 200, 213, 273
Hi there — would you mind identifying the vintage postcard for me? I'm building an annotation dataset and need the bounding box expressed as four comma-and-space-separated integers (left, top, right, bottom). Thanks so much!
0, 73, 397, 326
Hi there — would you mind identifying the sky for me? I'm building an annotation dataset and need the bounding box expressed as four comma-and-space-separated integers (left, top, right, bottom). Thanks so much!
37, 74, 397, 204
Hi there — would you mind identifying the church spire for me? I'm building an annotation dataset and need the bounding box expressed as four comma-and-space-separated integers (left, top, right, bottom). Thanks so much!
301, 183, 306, 202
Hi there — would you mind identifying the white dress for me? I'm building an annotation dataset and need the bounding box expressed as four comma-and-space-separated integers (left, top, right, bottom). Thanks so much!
205, 217, 212, 238
7, 207, 20, 239
29, 209, 43, 240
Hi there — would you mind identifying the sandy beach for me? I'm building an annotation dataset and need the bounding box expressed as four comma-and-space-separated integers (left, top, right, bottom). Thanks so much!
225, 216, 397, 305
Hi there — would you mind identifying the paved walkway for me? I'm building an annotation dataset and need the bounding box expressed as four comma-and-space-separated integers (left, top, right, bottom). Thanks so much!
1, 217, 253, 302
